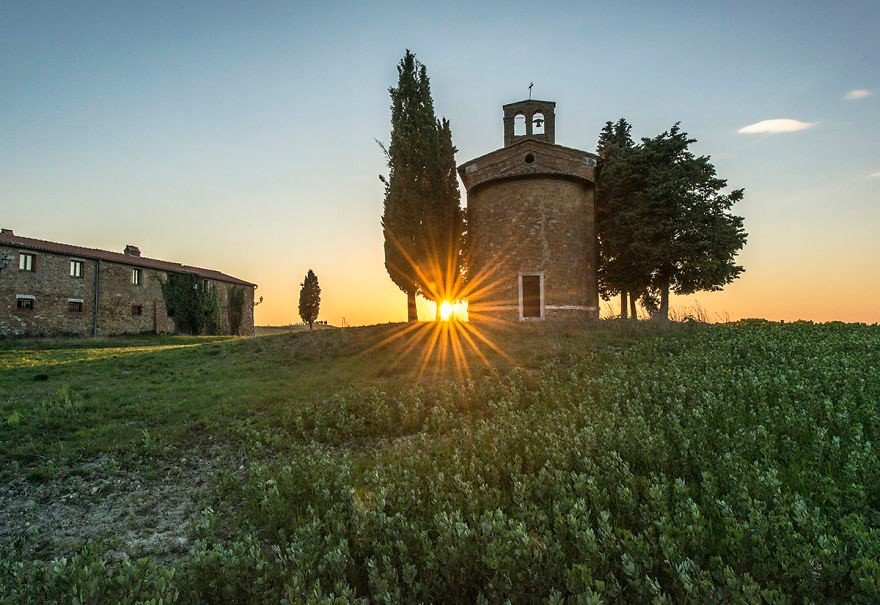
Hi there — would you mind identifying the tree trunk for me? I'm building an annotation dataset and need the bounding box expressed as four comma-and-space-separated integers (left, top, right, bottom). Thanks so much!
407, 291, 418, 322
620, 291, 628, 320
629, 291, 638, 320
308, 321, 313, 330
657, 279, 670, 322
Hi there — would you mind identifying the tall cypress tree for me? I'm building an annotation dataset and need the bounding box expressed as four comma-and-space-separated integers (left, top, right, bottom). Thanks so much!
381, 50, 462, 321
425, 117, 464, 312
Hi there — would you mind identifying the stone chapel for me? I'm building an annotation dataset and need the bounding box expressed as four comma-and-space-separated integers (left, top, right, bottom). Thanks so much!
457, 99, 600, 321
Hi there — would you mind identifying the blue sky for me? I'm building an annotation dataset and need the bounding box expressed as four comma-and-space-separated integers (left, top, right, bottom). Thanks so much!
2, 1, 878, 324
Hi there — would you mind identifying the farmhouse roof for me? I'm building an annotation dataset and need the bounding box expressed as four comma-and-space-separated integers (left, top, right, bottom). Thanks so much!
0, 229, 255, 287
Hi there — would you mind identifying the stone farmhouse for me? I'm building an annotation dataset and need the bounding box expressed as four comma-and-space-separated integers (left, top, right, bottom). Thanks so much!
458, 99, 599, 321
0, 229, 256, 337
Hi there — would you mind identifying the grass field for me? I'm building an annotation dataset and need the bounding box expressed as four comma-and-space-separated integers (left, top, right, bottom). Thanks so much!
1, 320, 878, 603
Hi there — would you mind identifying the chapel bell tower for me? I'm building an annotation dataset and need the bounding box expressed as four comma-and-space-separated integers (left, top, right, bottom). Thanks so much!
503, 100, 556, 146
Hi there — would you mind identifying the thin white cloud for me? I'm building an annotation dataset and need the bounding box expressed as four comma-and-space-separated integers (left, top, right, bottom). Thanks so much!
844, 89, 872, 101
738, 119, 816, 135
868, 171, 880, 179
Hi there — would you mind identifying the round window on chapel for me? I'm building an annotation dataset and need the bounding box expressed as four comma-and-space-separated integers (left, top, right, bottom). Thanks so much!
524, 153, 535, 164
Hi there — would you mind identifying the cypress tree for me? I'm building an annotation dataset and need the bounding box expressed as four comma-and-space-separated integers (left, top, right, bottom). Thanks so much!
424, 117, 464, 314
380, 50, 462, 321
298, 269, 321, 330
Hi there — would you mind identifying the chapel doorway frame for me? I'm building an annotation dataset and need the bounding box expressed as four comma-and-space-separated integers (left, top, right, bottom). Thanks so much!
518, 272, 544, 320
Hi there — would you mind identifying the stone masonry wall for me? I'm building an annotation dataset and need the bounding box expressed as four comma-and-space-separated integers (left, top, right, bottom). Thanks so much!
460, 140, 597, 192
0, 245, 96, 336
0, 244, 254, 337
239, 284, 255, 336
467, 177, 598, 321
93, 261, 173, 336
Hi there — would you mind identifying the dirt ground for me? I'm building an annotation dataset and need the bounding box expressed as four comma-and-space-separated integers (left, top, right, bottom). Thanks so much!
0, 445, 243, 563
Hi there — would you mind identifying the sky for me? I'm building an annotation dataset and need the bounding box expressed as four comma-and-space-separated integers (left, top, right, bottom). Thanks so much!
2, 0, 878, 325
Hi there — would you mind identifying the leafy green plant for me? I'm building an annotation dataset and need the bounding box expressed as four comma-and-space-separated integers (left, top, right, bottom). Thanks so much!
161, 273, 222, 335
227, 286, 246, 336
2, 321, 879, 602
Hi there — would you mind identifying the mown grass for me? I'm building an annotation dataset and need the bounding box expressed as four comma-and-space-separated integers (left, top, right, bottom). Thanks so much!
1, 319, 878, 603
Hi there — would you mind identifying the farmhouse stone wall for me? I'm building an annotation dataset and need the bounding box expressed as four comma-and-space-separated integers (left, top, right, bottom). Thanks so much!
0, 243, 255, 337
0, 246, 96, 336
96, 260, 172, 336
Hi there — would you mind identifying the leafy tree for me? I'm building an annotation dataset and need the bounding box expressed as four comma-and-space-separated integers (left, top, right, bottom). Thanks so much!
160, 273, 221, 335
636, 124, 747, 320
380, 50, 463, 321
227, 286, 245, 335
596, 118, 648, 319
298, 269, 321, 330
597, 121, 747, 321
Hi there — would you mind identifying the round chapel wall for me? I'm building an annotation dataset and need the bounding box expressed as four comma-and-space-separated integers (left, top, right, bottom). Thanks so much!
466, 176, 598, 321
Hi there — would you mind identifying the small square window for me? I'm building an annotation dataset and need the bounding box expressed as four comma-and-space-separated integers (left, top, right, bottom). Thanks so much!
70, 260, 83, 278
132, 304, 143, 316
68, 300, 84, 312
19, 253, 35, 271
16, 296, 35, 311
132, 268, 141, 285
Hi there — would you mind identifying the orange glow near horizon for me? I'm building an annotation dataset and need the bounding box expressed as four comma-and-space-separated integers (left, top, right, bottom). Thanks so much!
355, 240, 543, 382
439, 301, 454, 321
360, 313, 516, 383
248, 212, 880, 328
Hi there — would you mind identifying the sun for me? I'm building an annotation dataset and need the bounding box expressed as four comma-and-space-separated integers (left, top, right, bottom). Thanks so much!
439, 300, 454, 321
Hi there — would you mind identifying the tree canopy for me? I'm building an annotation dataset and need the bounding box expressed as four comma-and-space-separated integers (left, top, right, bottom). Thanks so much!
597, 120, 747, 320
597, 118, 646, 319
298, 269, 321, 330
380, 49, 463, 321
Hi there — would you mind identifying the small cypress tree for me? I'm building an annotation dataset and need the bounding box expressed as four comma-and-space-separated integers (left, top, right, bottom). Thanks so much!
298, 270, 321, 330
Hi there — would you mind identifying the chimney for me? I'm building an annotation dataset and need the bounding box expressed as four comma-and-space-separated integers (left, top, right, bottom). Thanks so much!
124, 244, 141, 257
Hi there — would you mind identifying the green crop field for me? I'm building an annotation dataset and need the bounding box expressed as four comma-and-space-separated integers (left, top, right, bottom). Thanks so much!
0, 320, 878, 603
